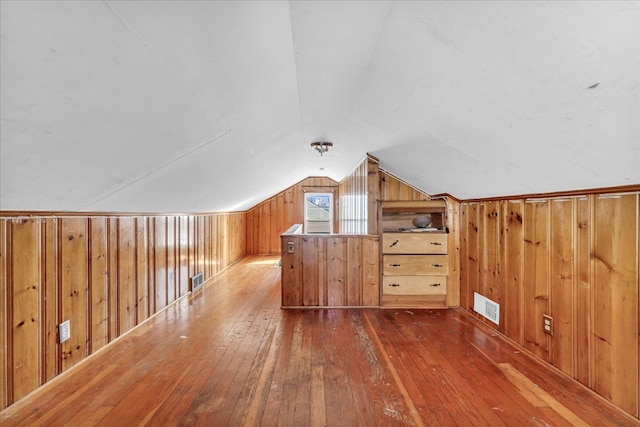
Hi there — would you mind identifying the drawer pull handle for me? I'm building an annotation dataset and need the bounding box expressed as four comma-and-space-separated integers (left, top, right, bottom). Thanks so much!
389, 240, 399, 247
430, 242, 442, 246
432, 264, 443, 268
390, 263, 401, 267
388, 283, 400, 287
430, 283, 441, 287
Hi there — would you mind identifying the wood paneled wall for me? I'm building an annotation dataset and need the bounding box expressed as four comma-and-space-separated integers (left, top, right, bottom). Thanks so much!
245, 177, 338, 255
459, 192, 640, 417
380, 171, 431, 202
0, 212, 245, 409
338, 155, 380, 234
280, 234, 380, 307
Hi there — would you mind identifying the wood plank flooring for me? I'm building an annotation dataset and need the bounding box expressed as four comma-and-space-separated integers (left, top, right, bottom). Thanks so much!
1, 255, 637, 426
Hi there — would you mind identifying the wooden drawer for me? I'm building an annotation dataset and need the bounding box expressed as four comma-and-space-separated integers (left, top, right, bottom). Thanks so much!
382, 275, 447, 295
382, 255, 448, 275
382, 233, 447, 254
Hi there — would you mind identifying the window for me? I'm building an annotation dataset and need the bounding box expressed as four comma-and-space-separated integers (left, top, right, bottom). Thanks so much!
304, 193, 333, 234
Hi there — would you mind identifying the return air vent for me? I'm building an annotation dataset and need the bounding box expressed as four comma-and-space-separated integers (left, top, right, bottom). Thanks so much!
191, 272, 204, 292
474, 292, 500, 325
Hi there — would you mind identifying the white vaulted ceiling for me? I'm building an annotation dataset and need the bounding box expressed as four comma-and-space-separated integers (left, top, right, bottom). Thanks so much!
1, 1, 638, 212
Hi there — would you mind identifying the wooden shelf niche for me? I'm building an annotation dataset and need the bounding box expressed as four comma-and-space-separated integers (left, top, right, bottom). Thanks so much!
380, 200, 449, 308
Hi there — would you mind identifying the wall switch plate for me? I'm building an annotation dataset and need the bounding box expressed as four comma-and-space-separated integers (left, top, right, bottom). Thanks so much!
543, 314, 553, 336
59, 320, 71, 343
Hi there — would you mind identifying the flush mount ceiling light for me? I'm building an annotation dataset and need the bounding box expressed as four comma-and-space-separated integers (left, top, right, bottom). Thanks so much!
310, 141, 333, 156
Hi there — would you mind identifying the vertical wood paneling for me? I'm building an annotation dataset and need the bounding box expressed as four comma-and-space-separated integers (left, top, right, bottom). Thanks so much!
107, 218, 117, 340
154, 217, 168, 311
42, 219, 58, 382
59, 218, 88, 371
593, 194, 638, 415
196, 216, 205, 275
466, 204, 480, 311
89, 218, 108, 353
459, 190, 640, 419
380, 171, 430, 202
503, 201, 524, 344
549, 199, 574, 375
367, 159, 380, 234
0, 220, 6, 408
327, 238, 346, 306
523, 200, 550, 360
446, 199, 461, 307
136, 218, 149, 321
117, 218, 136, 334
575, 196, 591, 387
282, 235, 379, 308
361, 237, 379, 306
187, 216, 195, 280
346, 238, 362, 306
1, 211, 246, 410
178, 217, 189, 297
459, 205, 469, 311
167, 217, 176, 304
9, 219, 40, 401
281, 237, 302, 307
258, 203, 272, 254
302, 237, 320, 307
481, 201, 500, 321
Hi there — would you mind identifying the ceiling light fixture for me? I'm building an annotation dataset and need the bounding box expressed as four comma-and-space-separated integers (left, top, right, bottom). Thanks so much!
310, 141, 333, 156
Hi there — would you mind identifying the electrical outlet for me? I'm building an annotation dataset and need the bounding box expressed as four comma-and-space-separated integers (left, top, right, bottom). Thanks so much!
59, 320, 71, 343
543, 314, 553, 336
287, 241, 294, 253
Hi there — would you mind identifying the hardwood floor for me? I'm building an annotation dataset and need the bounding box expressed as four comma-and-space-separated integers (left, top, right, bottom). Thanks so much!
1, 255, 637, 426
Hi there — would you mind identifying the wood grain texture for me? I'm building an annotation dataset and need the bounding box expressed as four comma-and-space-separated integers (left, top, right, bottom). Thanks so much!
0, 212, 246, 410
575, 196, 592, 388
1, 255, 635, 426
465, 203, 480, 312
593, 193, 638, 415
10, 219, 41, 401
0, 220, 7, 408
549, 198, 574, 375
446, 199, 461, 307
89, 218, 108, 354
460, 191, 640, 419
281, 235, 379, 308
523, 200, 550, 360
60, 218, 88, 371
247, 177, 338, 254
380, 170, 431, 202
503, 201, 524, 344
42, 219, 59, 382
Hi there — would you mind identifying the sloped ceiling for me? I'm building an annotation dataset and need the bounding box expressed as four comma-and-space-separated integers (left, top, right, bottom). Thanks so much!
1, 1, 638, 212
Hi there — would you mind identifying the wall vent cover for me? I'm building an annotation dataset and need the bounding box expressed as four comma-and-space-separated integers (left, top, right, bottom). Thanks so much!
191, 272, 204, 292
474, 292, 500, 325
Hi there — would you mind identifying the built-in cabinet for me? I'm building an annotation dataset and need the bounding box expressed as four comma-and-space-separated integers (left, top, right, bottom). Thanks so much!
380, 200, 450, 308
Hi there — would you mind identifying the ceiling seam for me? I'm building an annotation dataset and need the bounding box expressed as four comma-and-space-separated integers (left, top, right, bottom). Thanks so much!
101, 0, 214, 115
101, 1, 183, 85
81, 128, 231, 210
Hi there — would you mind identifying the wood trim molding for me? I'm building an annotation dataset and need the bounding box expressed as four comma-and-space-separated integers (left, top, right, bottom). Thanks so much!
0, 210, 246, 218
457, 184, 640, 203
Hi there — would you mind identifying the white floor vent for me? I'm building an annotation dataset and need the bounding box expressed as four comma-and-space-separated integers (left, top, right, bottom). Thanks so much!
474, 292, 500, 325
191, 272, 204, 292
